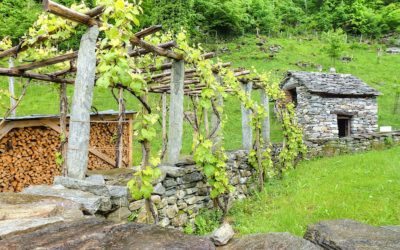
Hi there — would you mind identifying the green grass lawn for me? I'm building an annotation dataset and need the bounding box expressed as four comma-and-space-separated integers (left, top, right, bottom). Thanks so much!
228, 145, 400, 236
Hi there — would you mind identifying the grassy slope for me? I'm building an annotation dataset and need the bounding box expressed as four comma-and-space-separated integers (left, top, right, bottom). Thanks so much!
229, 146, 400, 236
211, 35, 400, 129
0, 35, 399, 161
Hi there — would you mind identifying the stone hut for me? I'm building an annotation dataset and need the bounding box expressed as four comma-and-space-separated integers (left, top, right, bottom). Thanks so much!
282, 71, 381, 139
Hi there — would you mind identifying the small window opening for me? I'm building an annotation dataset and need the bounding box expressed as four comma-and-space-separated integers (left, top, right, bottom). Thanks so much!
288, 88, 297, 107
337, 116, 351, 138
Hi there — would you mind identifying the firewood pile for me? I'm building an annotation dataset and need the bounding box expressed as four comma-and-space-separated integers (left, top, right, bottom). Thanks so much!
0, 122, 131, 192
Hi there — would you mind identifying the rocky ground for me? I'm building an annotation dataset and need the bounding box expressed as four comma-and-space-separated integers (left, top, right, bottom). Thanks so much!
1, 192, 399, 250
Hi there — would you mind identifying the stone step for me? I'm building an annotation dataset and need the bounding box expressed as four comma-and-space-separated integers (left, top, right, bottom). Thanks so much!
23, 185, 111, 214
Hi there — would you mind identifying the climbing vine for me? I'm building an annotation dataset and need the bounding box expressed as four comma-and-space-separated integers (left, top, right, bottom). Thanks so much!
0, 0, 306, 219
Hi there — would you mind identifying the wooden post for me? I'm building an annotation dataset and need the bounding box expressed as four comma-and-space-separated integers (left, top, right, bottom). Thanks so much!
8, 57, 16, 117
161, 92, 168, 160
211, 74, 223, 150
116, 87, 124, 168
59, 82, 68, 176
167, 60, 184, 164
66, 25, 99, 179
241, 82, 253, 150
260, 89, 270, 145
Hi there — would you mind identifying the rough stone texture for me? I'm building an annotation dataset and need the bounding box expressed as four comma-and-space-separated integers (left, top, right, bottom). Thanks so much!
0, 218, 216, 250
282, 71, 380, 140
0, 193, 83, 221
107, 185, 129, 206
54, 176, 111, 197
386, 47, 400, 54
85, 174, 106, 185
211, 222, 235, 246
382, 226, 400, 233
220, 233, 321, 250
0, 217, 65, 239
304, 219, 400, 250
23, 185, 111, 214
106, 207, 131, 222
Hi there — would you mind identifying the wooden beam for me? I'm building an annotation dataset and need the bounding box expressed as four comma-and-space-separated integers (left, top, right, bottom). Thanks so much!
0, 68, 74, 84
43, 0, 100, 26
135, 25, 163, 38
14, 51, 78, 72
0, 7, 104, 59
129, 41, 176, 57
130, 36, 184, 60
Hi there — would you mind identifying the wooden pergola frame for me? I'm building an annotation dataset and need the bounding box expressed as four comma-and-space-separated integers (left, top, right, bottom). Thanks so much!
0, 0, 271, 179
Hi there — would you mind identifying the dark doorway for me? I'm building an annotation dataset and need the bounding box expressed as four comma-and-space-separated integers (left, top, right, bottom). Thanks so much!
288, 88, 297, 107
337, 116, 351, 137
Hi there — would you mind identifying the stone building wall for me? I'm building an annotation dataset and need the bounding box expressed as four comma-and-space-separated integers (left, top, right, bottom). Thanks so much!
296, 86, 378, 140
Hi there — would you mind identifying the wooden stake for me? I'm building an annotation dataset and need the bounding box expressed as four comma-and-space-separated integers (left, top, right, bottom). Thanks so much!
260, 89, 270, 145
161, 92, 168, 160
210, 74, 223, 151
116, 87, 125, 168
59, 82, 68, 176
66, 25, 99, 179
8, 57, 16, 117
43, 0, 99, 26
167, 60, 184, 164
241, 82, 253, 150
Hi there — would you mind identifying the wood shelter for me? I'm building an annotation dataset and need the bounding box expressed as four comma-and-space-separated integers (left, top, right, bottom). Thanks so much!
0, 111, 135, 192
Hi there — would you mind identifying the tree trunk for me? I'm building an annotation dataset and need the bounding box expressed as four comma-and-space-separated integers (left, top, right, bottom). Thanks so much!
66, 25, 99, 179
59, 82, 68, 176
116, 87, 125, 168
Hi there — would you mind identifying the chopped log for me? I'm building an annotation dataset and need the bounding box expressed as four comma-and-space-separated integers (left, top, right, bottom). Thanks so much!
66, 25, 99, 179
167, 60, 184, 164
43, 0, 99, 26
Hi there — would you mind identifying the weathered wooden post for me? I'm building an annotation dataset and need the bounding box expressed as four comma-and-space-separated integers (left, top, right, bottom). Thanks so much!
260, 89, 270, 144
116, 87, 125, 168
161, 92, 168, 160
211, 74, 223, 150
8, 57, 16, 117
167, 60, 184, 164
59, 81, 68, 176
66, 25, 99, 179
241, 81, 253, 150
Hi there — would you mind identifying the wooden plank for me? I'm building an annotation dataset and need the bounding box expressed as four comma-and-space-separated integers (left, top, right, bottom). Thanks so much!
0, 122, 16, 141
241, 82, 253, 150
66, 25, 99, 179
167, 60, 185, 164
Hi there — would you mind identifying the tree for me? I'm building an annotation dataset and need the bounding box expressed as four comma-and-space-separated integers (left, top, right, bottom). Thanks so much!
322, 28, 348, 66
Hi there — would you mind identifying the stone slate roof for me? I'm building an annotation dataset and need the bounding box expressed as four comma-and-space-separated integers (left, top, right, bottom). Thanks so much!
282, 71, 381, 96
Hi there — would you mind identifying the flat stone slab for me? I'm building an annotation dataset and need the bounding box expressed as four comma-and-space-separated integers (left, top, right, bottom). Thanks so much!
0, 217, 64, 239
304, 219, 400, 250
0, 193, 83, 220
54, 176, 111, 197
23, 185, 111, 214
220, 232, 321, 250
0, 218, 215, 250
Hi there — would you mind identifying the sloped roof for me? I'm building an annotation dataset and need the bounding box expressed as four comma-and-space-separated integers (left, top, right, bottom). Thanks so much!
282, 71, 381, 96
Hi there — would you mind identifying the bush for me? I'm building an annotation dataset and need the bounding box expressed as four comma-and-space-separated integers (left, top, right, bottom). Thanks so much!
193, 209, 223, 235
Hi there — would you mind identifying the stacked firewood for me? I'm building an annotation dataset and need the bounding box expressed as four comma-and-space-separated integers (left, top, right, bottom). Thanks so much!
0, 127, 61, 192
0, 122, 130, 192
